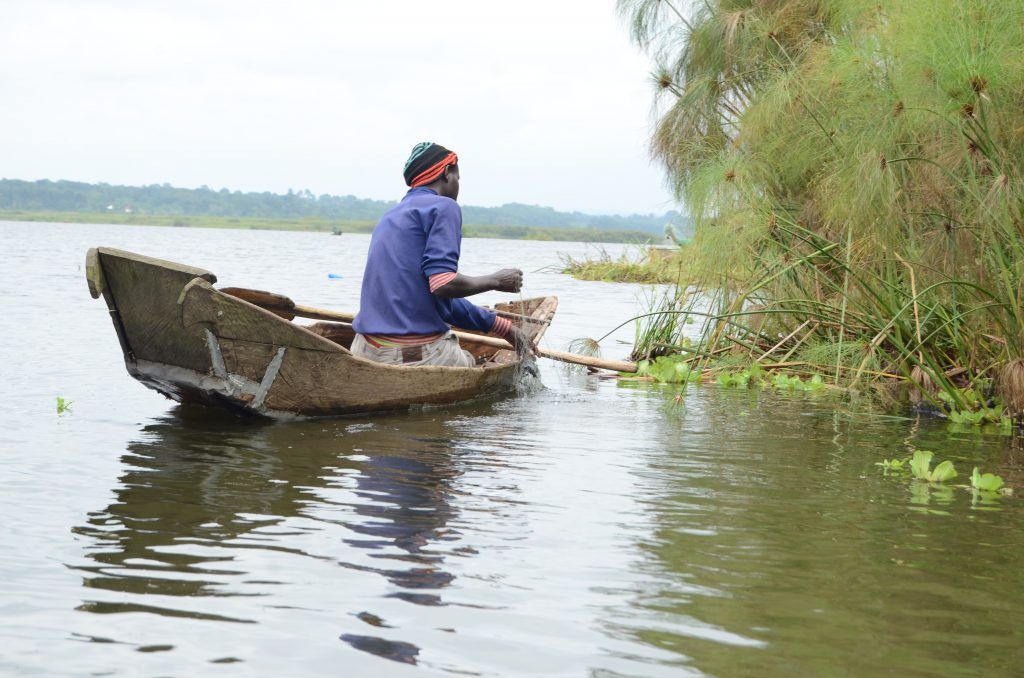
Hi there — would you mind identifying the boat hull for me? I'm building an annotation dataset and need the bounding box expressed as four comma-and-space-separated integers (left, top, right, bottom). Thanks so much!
87, 247, 555, 419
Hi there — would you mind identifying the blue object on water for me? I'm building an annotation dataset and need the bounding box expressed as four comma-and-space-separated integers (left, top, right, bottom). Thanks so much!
327, 273, 343, 279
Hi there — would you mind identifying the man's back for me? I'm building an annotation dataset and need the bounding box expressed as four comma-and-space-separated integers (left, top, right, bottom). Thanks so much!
352, 187, 462, 337
349, 141, 533, 367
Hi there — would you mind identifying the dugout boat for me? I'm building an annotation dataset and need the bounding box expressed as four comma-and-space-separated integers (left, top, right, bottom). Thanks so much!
86, 247, 556, 419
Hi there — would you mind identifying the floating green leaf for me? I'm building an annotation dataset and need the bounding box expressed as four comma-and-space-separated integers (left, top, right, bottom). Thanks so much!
909, 450, 956, 483
767, 373, 826, 393
876, 458, 907, 471
638, 356, 699, 383
717, 371, 751, 387
909, 450, 934, 481
948, 407, 1004, 426
971, 467, 1005, 492
930, 460, 957, 483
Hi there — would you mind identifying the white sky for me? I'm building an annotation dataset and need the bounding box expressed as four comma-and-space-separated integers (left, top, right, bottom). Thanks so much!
1, 1, 676, 215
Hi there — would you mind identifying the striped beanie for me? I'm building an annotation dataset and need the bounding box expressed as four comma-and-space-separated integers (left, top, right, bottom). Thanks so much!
403, 142, 458, 187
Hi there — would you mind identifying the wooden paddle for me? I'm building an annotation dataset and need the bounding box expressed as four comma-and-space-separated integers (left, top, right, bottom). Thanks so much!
219, 287, 638, 373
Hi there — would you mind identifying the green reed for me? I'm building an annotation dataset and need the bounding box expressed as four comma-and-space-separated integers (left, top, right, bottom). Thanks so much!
617, 0, 1024, 419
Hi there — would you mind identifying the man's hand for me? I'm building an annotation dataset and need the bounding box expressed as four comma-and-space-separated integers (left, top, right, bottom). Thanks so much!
491, 268, 524, 293
506, 325, 539, 358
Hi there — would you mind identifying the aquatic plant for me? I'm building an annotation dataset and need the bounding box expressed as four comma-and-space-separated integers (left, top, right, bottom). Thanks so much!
56, 396, 72, 414
878, 453, 1013, 498
636, 355, 699, 383
769, 373, 825, 393
947, 408, 1007, 426
716, 370, 752, 388
909, 450, 957, 483
970, 467, 1005, 493
617, 0, 1024, 420
561, 246, 680, 284
876, 458, 908, 471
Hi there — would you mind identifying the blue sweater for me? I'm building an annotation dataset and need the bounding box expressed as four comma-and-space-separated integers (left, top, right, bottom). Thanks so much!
352, 187, 497, 336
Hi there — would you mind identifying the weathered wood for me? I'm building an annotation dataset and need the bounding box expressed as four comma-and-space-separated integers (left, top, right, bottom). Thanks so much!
178, 278, 342, 353
85, 248, 105, 299
96, 248, 218, 373
89, 247, 571, 418
220, 287, 297, 320
180, 282, 525, 416
305, 322, 357, 350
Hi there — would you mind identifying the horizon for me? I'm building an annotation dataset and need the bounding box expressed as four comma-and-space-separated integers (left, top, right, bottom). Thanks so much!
2, 1, 678, 215
1, 176, 679, 219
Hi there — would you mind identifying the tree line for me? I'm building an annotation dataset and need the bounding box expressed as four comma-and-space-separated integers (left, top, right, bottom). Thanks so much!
0, 178, 686, 236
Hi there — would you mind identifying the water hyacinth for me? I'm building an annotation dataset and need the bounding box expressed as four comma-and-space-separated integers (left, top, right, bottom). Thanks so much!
909, 450, 957, 483
970, 467, 1005, 493
617, 0, 1024, 418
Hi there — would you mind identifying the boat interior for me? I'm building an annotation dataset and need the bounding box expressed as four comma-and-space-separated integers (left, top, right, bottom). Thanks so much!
219, 289, 554, 367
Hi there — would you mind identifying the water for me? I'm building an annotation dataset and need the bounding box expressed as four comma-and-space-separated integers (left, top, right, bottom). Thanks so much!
2, 220, 1022, 676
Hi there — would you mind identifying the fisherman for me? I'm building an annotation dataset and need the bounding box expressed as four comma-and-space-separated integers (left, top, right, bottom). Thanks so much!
351, 142, 537, 367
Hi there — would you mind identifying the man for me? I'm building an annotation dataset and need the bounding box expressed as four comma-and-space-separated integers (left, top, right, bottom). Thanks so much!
351, 142, 537, 367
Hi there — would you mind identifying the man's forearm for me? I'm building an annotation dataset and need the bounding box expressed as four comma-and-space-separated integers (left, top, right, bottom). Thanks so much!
432, 273, 495, 298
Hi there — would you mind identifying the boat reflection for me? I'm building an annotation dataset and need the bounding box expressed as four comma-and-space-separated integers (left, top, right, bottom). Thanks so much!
72, 403, 486, 664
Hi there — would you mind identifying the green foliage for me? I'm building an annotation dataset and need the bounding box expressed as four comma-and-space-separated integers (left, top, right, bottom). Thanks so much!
909, 450, 957, 483
879, 454, 1012, 500
562, 246, 689, 283
0, 179, 678, 235
947, 408, 1007, 426
937, 388, 985, 413
714, 366, 825, 392
717, 370, 752, 388
769, 373, 826, 393
617, 0, 1024, 415
933, 386, 1014, 430
637, 356, 699, 383
971, 467, 1005, 492
56, 396, 72, 414
876, 458, 908, 471
0, 209, 655, 244
909, 450, 934, 481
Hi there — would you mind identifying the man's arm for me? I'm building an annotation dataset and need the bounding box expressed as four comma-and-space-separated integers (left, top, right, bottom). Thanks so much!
431, 268, 523, 299
436, 297, 538, 357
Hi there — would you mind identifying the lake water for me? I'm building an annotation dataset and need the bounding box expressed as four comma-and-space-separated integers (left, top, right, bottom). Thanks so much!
2, 220, 1022, 676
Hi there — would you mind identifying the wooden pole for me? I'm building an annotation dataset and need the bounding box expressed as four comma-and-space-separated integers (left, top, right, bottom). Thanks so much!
218, 288, 637, 373
289, 304, 638, 373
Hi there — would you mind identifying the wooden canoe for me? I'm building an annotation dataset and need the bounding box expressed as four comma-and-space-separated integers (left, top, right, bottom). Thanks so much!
86, 247, 557, 419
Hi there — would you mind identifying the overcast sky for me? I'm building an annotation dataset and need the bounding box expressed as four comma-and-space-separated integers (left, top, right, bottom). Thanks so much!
2, 1, 676, 215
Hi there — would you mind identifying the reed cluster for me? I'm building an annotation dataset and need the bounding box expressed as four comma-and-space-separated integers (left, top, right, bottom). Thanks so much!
619, 0, 1024, 417
561, 246, 693, 284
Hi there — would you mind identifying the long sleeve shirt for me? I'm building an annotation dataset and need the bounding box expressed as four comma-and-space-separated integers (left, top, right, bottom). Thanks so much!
352, 187, 501, 337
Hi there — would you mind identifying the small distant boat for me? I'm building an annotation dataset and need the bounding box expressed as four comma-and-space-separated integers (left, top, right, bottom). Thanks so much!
86, 247, 556, 419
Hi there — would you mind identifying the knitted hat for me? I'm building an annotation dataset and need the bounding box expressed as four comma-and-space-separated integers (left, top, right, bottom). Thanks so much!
403, 142, 458, 187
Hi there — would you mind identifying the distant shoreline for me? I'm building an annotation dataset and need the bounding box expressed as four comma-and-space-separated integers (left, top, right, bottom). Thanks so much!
0, 210, 657, 244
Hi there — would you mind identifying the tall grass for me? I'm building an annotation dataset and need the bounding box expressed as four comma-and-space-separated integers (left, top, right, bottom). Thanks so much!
619, 0, 1024, 415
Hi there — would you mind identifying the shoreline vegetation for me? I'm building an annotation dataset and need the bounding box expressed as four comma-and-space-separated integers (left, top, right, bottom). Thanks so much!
582, 0, 1024, 427
0, 210, 658, 243
0, 177, 687, 243
562, 244, 695, 284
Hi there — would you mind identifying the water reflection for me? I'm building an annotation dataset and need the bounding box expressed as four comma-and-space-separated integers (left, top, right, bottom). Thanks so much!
72, 403, 489, 665
340, 446, 460, 597
616, 388, 1024, 676
334, 435, 465, 664
73, 407, 296, 622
